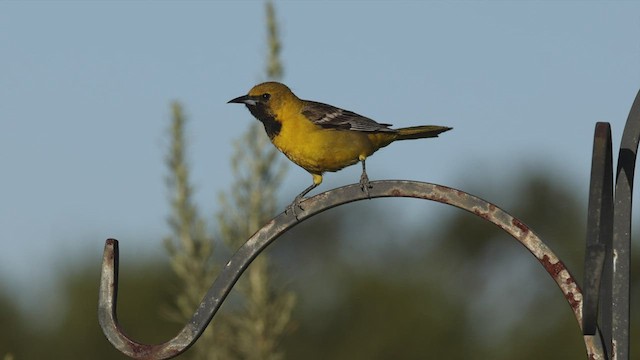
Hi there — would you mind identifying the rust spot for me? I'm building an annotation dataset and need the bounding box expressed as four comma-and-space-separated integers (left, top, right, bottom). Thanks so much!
511, 218, 529, 234
127, 342, 151, 358
565, 291, 581, 311
540, 255, 580, 311
473, 209, 489, 220
540, 254, 563, 277
390, 189, 401, 196
488, 204, 496, 212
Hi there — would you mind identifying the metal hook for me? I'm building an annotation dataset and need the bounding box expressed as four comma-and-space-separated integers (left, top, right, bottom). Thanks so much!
582, 89, 640, 358
608, 88, 640, 360
99, 180, 606, 359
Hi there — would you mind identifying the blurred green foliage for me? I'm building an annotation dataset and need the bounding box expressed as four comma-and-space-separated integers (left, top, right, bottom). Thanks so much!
3, 2, 639, 359
3, 173, 638, 359
163, 2, 294, 359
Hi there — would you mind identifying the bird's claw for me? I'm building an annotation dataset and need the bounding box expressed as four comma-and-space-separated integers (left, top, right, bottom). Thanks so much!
285, 196, 305, 219
359, 173, 373, 198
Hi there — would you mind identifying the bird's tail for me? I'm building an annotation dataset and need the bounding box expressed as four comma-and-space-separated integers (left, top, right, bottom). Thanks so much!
396, 125, 452, 140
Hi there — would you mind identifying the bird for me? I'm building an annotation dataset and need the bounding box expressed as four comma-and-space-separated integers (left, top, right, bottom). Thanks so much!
228, 82, 451, 216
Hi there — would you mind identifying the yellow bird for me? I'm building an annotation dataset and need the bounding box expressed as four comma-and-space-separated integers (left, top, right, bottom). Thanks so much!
228, 82, 451, 215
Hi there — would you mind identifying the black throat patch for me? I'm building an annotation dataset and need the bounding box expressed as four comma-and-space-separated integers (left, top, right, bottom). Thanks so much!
247, 103, 282, 139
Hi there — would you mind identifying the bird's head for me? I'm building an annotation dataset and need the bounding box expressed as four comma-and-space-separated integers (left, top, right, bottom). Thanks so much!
228, 82, 298, 114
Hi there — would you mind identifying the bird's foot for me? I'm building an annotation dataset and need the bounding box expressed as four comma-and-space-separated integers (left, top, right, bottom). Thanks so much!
285, 195, 305, 220
359, 172, 373, 198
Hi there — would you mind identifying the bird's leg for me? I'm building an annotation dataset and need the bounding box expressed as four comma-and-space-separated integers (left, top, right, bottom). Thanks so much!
359, 157, 373, 197
286, 174, 323, 219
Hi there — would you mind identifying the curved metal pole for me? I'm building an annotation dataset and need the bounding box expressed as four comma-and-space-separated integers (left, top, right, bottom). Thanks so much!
99, 181, 606, 359
610, 89, 640, 359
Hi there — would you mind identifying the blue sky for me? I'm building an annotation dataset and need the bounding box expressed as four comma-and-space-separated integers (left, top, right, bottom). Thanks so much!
1, 1, 639, 310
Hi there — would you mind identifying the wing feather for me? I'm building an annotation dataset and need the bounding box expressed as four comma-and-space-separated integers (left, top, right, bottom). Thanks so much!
301, 101, 395, 133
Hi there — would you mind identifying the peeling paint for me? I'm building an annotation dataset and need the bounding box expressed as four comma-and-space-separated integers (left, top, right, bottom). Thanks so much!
511, 218, 530, 234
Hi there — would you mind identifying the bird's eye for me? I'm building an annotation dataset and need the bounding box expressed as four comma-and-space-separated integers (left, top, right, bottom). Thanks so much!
261, 93, 271, 100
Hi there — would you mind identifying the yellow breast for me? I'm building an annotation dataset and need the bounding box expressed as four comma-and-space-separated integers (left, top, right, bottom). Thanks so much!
271, 112, 378, 174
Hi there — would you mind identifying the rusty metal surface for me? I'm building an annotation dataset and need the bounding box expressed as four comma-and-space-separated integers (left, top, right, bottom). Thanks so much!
99, 180, 606, 359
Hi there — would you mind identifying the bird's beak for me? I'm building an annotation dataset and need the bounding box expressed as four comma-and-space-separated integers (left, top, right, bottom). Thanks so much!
228, 94, 258, 106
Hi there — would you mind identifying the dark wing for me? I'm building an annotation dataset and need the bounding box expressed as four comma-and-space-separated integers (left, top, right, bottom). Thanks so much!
301, 100, 396, 133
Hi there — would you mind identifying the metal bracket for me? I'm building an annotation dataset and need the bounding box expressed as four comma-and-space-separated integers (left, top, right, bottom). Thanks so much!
99, 89, 640, 360
99, 181, 606, 359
